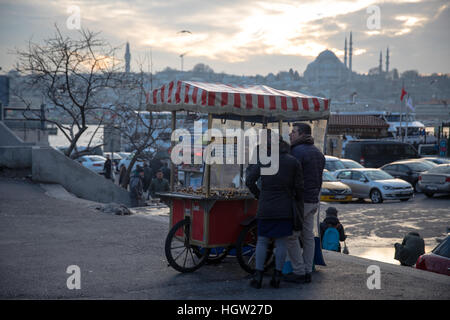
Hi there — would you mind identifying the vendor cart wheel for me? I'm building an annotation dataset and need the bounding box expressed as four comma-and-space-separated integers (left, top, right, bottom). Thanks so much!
165, 219, 210, 273
236, 220, 275, 274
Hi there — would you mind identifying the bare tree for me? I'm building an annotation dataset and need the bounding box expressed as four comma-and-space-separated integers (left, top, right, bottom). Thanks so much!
108, 68, 172, 187
13, 25, 121, 158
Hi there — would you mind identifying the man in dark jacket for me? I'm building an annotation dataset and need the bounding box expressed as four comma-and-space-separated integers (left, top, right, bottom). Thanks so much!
149, 170, 170, 198
246, 138, 304, 288
103, 155, 112, 180
285, 122, 325, 284
394, 232, 425, 266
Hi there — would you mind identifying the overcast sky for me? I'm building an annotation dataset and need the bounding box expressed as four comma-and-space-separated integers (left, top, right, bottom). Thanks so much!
0, 0, 449, 76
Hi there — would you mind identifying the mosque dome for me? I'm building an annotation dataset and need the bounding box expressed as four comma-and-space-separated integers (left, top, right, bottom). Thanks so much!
304, 49, 349, 84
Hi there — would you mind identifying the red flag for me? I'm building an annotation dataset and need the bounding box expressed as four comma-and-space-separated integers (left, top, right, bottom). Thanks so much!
400, 87, 407, 101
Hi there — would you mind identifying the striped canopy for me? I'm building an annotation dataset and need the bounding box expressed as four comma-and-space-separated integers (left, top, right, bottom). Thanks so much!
146, 81, 330, 121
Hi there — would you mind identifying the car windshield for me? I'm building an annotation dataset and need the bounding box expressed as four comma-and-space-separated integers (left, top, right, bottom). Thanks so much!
325, 159, 346, 171
428, 165, 450, 174
342, 160, 364, 168
365, 170, 394, 180
432, 237, 450, 258
407, 161, 436, 171
323, 171, 337, 181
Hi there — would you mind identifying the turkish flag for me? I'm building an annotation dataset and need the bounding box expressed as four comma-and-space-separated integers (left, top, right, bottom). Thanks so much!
400, 87, 407, 101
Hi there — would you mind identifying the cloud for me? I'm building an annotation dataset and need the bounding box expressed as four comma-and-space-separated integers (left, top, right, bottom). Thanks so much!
0, 0, 449, 75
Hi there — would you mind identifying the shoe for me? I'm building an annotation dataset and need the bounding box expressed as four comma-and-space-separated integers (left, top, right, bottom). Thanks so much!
250, 270, 263, 289
304, 272, 312, 283
283, 272, 305, 284
270, 269, 282, 288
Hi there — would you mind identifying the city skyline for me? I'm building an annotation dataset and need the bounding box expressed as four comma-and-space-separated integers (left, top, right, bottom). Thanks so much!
0, 0, 449, 76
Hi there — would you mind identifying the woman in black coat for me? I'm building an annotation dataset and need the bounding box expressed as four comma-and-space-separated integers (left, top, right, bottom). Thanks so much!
246, 137, 304, 288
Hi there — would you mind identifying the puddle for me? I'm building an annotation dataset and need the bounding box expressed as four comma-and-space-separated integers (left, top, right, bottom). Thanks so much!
347, 246, 434, 265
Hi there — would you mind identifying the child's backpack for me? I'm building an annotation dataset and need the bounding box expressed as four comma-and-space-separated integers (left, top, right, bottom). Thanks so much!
322, 226, 340, 252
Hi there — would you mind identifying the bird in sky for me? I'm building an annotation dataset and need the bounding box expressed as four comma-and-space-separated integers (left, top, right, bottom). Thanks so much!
177, 30, 192, 34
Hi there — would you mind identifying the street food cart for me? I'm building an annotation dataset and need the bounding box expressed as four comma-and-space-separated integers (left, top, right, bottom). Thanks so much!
147, 81, 330, 273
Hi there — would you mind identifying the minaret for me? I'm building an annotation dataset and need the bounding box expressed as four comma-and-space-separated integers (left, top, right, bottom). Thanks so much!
386, 46, 390, 74
349, 32, 353, 73
379, 51, 383, 74
125, 42, 131, 73
344, 37, 347, 68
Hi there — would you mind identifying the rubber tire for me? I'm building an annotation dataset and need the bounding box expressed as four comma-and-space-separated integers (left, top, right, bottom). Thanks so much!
370, 189, 383, 204
165, 219, 209, 273
424, 192, 434, 198
236, 220, 275, 274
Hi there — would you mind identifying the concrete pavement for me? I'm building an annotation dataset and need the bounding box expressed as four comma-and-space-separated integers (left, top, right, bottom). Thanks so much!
0, 177, 449, 300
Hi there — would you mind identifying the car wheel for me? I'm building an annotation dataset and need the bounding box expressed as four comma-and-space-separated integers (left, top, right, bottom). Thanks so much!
370, 189, 383, 204
424, 192, 434, 198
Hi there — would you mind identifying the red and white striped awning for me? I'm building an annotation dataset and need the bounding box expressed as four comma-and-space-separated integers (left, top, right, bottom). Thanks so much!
146, 81, 330, 121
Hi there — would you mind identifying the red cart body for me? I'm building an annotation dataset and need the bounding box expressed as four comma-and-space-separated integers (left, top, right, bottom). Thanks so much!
165, 194, 258, 248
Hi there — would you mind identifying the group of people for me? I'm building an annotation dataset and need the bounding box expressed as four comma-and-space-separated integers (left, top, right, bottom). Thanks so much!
245, 123, 347, 289
117, 160, 170, 207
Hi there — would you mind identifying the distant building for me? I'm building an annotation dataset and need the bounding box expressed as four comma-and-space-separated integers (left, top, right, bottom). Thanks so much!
125, 42, 131, 73
303, 50, 349, 84
0, 75, 9, 106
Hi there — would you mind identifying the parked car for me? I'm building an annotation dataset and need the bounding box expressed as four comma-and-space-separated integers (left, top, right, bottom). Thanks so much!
325, 155, 346, 172
77, 155, 107, 174
418, 144, 439, 156
321, 170, 353, 202
340, 158, 365, 169
118, 153, 145, 172
381, 160, 437, 192
421, 157, 450, 165
344, 140, 419, 168
334, 168, 413, 203
417, 164, 450, 198
415, 235, 450, 276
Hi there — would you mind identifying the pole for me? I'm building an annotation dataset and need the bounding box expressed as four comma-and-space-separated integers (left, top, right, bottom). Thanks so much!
205, 114, 213, 197
170, 111, 176, 191
405, 94, 409, 143
240, 117, 244, 187
400, 81, 404, 142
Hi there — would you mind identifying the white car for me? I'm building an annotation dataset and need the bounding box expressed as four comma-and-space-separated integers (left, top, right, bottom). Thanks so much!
334, 168, 414, 203
118, 153, 145, 171
77, 155, 107, 174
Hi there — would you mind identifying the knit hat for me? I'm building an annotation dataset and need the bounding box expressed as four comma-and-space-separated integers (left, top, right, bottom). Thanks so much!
326, 207, 338, 217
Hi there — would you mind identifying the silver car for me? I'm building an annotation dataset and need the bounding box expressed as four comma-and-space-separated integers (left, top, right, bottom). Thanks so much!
418, 164, 450, 198
334, 168, 414, 203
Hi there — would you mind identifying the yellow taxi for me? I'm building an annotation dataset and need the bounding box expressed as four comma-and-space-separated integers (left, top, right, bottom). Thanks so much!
321, 170, 353, 202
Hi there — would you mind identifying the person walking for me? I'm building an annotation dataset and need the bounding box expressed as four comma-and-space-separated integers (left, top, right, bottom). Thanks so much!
285, 123, 325, 284
129, 167, 144, 207
246, 137, 303, 289
118, 164, 127, 188
103, 155, 112, 180
143, 162, 153, 197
